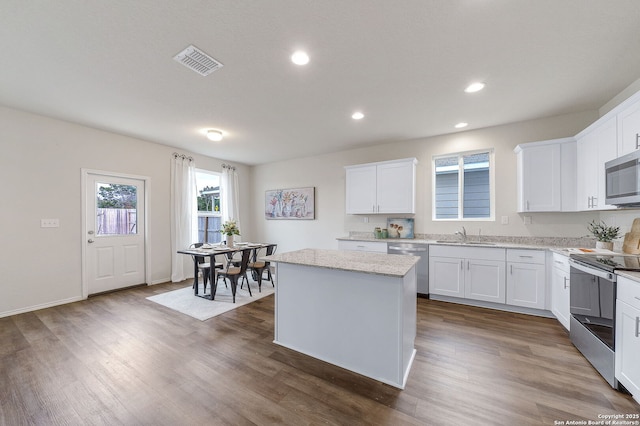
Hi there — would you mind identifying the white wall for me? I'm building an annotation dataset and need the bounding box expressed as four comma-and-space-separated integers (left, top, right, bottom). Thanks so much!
250, 110, 603, 253
0, 106, 252, 317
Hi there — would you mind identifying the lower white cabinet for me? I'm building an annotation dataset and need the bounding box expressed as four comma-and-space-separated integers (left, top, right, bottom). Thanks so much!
506, 249, 546, 310
429, 245, 506, 303
615, 276, 640, 403
550, 253, 571, 330
338, 240, 387, 253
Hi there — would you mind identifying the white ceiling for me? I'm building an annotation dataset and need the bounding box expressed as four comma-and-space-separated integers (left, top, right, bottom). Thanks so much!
2, 1, 640, 165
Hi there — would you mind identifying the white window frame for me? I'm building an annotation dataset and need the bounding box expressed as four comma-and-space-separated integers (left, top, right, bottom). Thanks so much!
432, 148, 495, 221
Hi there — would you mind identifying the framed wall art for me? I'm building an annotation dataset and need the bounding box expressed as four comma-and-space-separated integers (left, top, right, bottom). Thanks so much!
265, 187, 315, 220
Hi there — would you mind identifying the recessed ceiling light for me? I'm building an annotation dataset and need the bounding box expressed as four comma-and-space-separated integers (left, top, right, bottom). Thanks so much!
206, 129, 223, 141
454, 122, 468, 129
352, 112, 364, 120
464, 82, 485, 93
291, 51, 310, 65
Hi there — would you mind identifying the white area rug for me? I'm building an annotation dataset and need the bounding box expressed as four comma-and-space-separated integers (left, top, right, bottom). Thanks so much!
146, 281, 275, 321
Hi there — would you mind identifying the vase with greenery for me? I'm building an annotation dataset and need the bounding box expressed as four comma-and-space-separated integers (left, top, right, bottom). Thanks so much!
220, 220, 240, 246
587, 220, 620, 250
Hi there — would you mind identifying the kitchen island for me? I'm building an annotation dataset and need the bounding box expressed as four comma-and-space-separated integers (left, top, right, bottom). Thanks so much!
263, 248, 418, 389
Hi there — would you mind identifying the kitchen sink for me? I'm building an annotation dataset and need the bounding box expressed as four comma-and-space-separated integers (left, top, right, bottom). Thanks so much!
434, 240, 496, 246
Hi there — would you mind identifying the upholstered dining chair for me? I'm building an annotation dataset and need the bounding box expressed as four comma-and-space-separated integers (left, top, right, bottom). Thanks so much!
215, 248, 252, 303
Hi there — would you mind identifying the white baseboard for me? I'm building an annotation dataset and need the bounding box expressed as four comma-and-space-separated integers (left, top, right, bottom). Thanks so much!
0, 296, 84, 319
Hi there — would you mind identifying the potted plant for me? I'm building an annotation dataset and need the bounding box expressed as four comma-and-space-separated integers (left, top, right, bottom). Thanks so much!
220, 219, 240, 247
587, 220, 620, 250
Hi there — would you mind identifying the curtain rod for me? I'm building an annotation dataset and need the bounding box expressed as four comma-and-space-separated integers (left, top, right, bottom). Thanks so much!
172, 152, 194, 162
222, 163, 236, 170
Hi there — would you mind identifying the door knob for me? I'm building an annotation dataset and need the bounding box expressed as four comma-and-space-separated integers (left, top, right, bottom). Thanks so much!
88, 239, 95, 243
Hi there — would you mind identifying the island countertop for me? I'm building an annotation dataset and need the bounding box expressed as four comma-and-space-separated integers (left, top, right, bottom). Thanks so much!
263, 248, 418, 278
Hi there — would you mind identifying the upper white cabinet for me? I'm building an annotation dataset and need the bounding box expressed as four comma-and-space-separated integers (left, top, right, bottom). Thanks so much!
514, 138, 576, 212
618, 98, 640, 156
575, 115, 617, 211
345, 158, 417, 214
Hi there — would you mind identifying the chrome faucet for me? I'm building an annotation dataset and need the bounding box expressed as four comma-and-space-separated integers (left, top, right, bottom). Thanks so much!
455, 226, 467, 243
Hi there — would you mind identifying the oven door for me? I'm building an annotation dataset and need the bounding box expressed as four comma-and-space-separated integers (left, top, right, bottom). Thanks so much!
569, 260, 616, 349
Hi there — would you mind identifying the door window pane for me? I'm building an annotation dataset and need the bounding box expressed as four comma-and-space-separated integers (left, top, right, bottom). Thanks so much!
96, 183, 137, 235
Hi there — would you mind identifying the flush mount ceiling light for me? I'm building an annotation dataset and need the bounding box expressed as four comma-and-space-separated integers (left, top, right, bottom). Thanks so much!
454, 122, 468, 129
352, 111, 364, 120
464, 82, 485, 93
291, 50, 310, 65
206, 130, 223, 141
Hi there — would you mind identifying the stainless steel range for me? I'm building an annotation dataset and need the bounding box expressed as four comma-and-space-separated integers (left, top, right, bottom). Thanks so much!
569, 253, 640, 388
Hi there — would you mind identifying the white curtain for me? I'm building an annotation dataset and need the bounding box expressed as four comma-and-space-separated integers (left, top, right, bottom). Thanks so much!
170, 153, 198, 282
221, 165, 241, 240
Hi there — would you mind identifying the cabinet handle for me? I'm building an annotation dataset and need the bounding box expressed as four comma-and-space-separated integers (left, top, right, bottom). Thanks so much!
635, 296, 640, 301
526, 200, 530, 211
467, 260, 470, 270
460, 260, 463, 270
636, 316, 639, 338
519, 255, 534, 258
563, 277, 569, 289
510, 265, 513, 274
555, 260, 564, 265
636, 133, 639, 150
587, 196, 591, 208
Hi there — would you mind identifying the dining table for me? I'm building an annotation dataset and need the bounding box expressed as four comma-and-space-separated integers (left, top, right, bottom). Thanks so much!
177, 243, 271, 300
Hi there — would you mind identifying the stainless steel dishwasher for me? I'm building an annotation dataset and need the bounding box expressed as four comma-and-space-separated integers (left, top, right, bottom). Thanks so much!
387, 242, 429, 296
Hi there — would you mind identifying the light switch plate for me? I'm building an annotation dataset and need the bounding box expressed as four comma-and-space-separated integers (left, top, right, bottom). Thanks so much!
41, 218, 59, 228
523, 216, 532, 225
501, 216, 509, 225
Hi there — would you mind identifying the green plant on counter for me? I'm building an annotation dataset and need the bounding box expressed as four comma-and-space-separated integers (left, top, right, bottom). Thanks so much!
587, 220, 620, 242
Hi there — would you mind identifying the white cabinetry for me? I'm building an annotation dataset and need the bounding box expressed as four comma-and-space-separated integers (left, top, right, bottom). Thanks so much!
514, 138, 576, 212
550, 253, 571, 331
576, 116, 617, 211
338, 240, 387, 253
618, 99, 640, 156
615, 275, 640, 403
345, 158, 417, 214
429, 245, 506, 303
506, 249, 546, 309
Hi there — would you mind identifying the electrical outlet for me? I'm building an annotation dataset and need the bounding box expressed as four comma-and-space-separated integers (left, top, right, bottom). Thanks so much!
41, 218, 59, 228
501, 216, 509, 225
523, 216, 532, 225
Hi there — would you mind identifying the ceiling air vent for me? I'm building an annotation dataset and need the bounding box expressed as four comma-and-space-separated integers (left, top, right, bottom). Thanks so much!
173, 45, 223, 76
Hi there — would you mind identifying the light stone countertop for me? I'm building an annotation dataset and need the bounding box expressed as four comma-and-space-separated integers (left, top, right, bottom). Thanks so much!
262, 248, 419, 278
614, 270, 640, 283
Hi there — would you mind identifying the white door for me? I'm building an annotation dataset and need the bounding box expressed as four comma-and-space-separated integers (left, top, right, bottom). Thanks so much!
85, 173, 146, 295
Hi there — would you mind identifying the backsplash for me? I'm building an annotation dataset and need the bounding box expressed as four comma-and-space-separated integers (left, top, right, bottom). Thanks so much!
348, 231, 597, 248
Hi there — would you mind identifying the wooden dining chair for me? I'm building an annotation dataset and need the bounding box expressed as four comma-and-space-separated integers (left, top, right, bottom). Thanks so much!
214, 248, 252, 303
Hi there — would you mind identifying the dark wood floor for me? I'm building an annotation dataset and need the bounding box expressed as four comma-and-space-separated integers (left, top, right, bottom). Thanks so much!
1, 282, 638, 426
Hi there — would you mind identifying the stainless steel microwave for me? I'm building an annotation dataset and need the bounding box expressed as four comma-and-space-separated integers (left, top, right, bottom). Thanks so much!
605, 150, 640, 206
